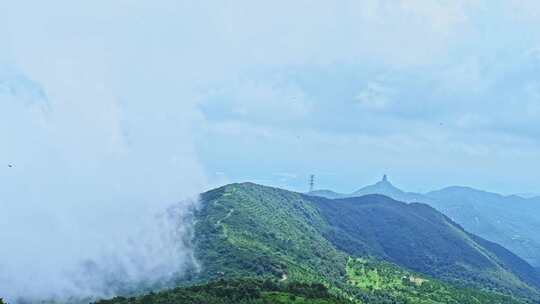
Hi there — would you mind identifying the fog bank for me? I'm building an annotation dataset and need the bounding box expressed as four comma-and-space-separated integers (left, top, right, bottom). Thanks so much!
0, 64, 207, 302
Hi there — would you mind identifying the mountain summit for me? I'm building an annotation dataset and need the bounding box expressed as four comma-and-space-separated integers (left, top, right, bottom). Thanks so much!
353, 175, 403, 197
308, 175, 408, 200
309, 175, 427, 203
348, 175, 427, 203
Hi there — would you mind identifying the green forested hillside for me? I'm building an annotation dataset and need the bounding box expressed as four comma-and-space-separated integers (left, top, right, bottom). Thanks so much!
310, 177, 540, 269
182, 183, 540, 303
311, 194, 540, 296
95, 279, 352, 304
190, 182, 348, 289
427, 186, 540, 268
93, 272, 525, 304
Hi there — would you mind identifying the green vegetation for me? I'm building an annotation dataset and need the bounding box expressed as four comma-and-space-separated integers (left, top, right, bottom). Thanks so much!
311, 194, 540, 298
346, 257, 524, 303
184, 183, 540, 302
95, 279, 352, 304
191, 183, 348, 289
94, 182, 540, 304
311, 177, 540, 270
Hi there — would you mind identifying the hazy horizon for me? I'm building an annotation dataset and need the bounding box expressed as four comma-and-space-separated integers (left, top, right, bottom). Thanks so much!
213, 174, 540, 197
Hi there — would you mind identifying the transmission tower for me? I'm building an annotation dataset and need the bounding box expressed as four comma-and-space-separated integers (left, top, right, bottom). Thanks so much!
309, 174, 315, 192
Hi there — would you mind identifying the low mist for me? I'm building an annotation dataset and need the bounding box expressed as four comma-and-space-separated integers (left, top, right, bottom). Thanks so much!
0, 66, 207, 303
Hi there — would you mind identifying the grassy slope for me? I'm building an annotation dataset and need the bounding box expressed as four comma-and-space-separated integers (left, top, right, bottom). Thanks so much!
346, 258, 524, 304
187, 183, 537, 303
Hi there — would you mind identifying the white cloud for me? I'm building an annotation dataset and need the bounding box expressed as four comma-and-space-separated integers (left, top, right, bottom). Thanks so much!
1, 2, 209, 301
0, 63, 206, 302
202, 77, 311, 126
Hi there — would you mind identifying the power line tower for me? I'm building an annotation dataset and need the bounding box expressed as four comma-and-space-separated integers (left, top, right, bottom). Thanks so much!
309, 174, 315, 192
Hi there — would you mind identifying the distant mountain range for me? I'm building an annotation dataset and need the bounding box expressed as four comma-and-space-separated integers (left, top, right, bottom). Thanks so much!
308, 176, 540, 268
309, 175, 427, 203
516, 193, 540, 199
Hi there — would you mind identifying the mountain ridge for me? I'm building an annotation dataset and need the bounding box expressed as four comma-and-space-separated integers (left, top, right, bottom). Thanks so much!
189, 182, 540, 302
73, 181, 540, 304
308, 176, 540, 268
